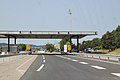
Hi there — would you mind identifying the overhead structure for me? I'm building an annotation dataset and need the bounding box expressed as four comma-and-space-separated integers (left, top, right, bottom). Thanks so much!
0, 31, 97, 39
0, 31, 97, 52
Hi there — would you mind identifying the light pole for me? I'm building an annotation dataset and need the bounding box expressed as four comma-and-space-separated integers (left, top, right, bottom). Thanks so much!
68, 9, 72, 31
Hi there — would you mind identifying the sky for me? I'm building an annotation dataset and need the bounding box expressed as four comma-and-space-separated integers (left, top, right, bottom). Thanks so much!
0, 0, 120, 45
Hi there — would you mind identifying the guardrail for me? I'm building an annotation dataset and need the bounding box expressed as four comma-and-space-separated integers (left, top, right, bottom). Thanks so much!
77, 53, 120, 62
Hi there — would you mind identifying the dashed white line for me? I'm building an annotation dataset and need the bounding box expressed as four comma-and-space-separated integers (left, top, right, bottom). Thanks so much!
36, 64, 45, 71
72, 59, 78, 62
36, 55, 46, 72
62, 57, 67, 59
43, 60, 46, 63
111, 73, 120, 77
79, 62, 89, 64
66, 58, 71, 60
42, 55, 45, 60
91, 65, 106, 70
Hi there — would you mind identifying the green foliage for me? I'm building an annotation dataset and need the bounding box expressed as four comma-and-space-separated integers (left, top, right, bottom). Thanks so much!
45, 43, 54, 52
80, 38, 102, 50
17, 44, 26, 51
101, 25, 120, 51
59, 38, 69, 51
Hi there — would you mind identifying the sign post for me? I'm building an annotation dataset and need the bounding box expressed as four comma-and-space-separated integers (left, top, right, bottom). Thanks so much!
64, 45, 67, 54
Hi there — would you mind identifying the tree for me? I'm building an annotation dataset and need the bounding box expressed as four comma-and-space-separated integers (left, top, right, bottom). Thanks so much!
45, 43, 54, 52
91, 38, 102, 50
115, 25, 120, 48
18, 44, 26, 51
59, 38, 69, 51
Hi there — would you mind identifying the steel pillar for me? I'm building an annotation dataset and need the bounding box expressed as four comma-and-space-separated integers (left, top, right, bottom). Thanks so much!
8, 35, 10, 52
77, 36, 79, 53
70, 37, 72, 53
14, 37, 16, 44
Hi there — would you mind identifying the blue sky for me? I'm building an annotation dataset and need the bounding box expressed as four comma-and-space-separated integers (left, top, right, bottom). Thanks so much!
0, 0, 120, 45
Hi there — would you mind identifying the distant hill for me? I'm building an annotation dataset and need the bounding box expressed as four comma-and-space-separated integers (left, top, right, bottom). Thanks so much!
30, 44, 46, 50
0, 43, 7, 46
0, 43, 46, 50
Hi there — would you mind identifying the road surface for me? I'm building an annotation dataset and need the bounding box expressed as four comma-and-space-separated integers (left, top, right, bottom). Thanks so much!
20, 54, 120, 80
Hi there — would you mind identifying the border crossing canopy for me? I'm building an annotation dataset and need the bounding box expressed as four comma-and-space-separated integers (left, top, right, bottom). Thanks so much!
0, 31, 97, 52
0, 31, 97, 39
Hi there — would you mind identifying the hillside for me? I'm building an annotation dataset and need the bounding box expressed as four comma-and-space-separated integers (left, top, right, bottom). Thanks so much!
108, 48, 120, 55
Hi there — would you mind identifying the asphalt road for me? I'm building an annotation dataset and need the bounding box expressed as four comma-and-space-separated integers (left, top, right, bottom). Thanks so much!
20, 54, 120, 80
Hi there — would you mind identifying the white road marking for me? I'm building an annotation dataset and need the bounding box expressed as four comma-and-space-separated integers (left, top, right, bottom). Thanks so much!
111, 73, 120, 77
42, 55, 45, 60
16, 57, 34, 70
79, 62, 89, 64
43, 60, 46, 63
36, 64, 45, 71
66, 58, 71, 60
91, 65, 106, 70
18, 70, 26, 74
72, 59, 78, 62
63, 57, 67, 59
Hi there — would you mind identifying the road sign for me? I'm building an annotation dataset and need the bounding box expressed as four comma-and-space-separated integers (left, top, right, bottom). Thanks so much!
68, 44, 71, 51
64, 45, 67, 53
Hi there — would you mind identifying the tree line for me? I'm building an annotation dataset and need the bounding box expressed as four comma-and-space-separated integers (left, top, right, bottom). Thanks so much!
45, 25, 120, 52
80, 25, 120, 51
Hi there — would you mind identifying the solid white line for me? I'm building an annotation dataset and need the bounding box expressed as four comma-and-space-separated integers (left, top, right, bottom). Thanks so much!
72, 59, 78, 62
16, 57, 34, 70
36, 64, 45, 71
111, 73, 120, 77
79, 62, 89, 64
91, 65, 106, 70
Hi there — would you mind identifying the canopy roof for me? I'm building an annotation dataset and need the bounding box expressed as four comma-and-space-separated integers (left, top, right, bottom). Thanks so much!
0, 31, 97, 39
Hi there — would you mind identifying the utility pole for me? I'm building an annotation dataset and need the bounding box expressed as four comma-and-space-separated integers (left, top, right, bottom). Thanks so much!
68, 9, 72, 31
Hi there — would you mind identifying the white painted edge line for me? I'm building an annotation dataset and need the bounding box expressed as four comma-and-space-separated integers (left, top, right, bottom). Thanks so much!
16, 57, 34, 70
91, 65, 106, 70
111, 73, 120, 77
72, 59, 78, 62
36, 64, 45, 71
79, 62, 89, 64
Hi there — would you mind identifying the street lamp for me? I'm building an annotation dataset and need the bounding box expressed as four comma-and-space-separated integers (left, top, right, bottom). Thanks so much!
68, 9, 72, 31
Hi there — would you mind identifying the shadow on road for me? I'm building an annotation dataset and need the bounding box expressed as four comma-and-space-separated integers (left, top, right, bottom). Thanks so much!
31, 53, 75, 55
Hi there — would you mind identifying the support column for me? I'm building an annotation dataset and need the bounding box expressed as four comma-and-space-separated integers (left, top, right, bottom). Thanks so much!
70, 37, 72, 53
8, 35, 10, 52
14, 37, 16, 45
77, 35, 79, 53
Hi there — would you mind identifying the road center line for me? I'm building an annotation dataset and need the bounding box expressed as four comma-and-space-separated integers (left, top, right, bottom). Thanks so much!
42, 55, 45, 60
66, 58, 71, 60
36, 64, 45, 72
79, 62, 89, 64
72, 59, 78, 62
111, 73, 120, 77
43, 60, 46, 63
91, 65, 106, 70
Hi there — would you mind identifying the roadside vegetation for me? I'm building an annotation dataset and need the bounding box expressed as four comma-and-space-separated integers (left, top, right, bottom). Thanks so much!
45, 43, 54, 53
80, 25, 120, 54
43, 25, 120, 54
